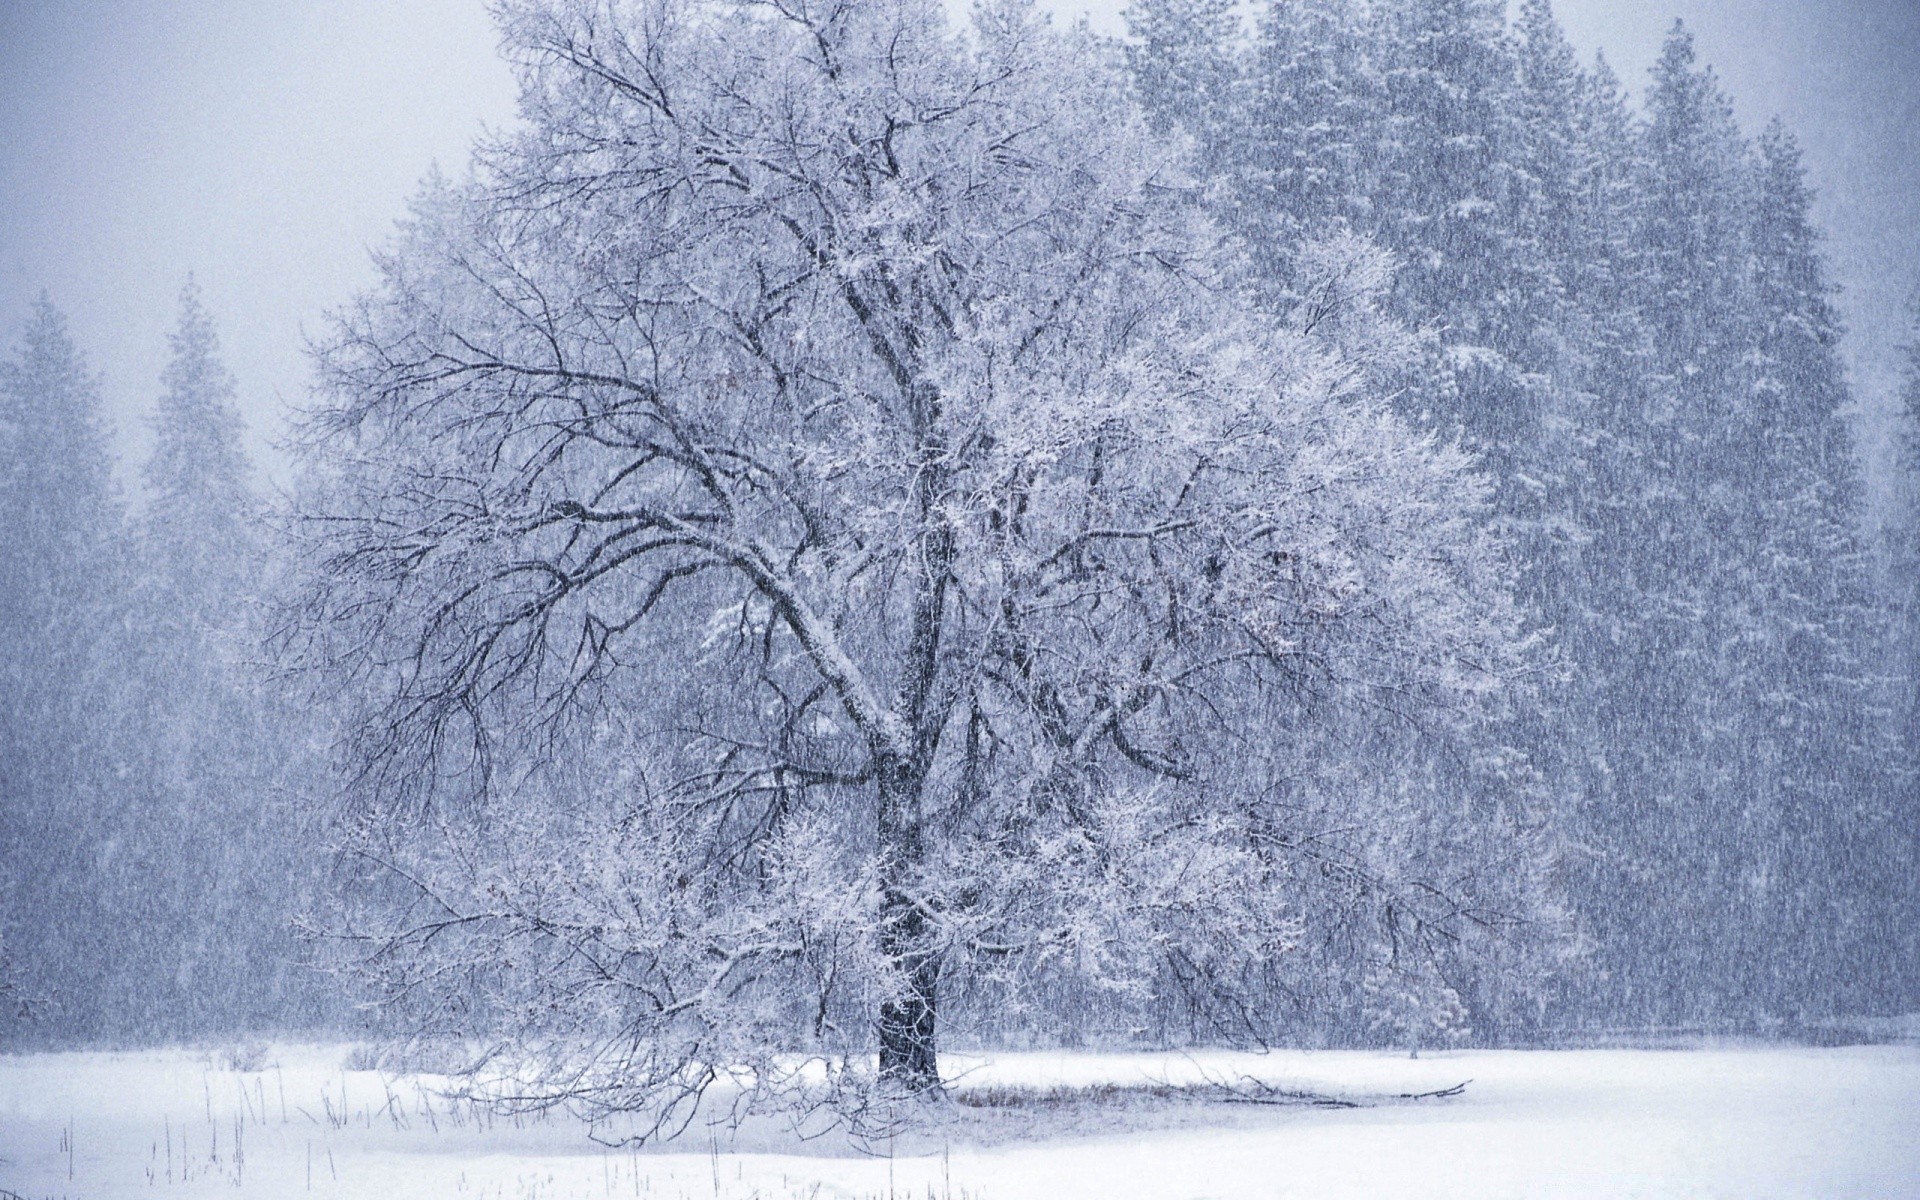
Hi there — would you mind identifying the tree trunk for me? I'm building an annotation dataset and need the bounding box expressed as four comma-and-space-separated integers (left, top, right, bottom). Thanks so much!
875, 753, 940, 1091
876, 912, 940, 1089
874, 448, 951, 1092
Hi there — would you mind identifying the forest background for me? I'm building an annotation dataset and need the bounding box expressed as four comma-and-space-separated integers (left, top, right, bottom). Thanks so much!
1, 0, 1918, 1061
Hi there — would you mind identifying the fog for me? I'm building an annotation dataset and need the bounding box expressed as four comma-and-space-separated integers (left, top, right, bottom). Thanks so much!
2, 3, 1917, 1189
0, 0, 517, 482
2, 1, 1915, 500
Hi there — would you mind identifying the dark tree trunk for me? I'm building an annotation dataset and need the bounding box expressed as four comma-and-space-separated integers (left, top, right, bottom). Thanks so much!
872, 443, 952, 1092
877, 907, 941, 1089
875, 753, 941, 1091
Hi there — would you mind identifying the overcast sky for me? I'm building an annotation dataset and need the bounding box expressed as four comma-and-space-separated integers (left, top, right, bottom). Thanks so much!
2, 0, 1916, 506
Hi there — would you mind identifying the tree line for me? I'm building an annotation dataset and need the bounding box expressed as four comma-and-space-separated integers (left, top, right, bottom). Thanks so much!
0, 287, 337, 1042
0, 0, 1914, 1093
1129, 0, 1917, 1028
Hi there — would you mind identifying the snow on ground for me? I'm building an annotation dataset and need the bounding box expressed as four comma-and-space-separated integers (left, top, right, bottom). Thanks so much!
1, 1041, 1916, 1199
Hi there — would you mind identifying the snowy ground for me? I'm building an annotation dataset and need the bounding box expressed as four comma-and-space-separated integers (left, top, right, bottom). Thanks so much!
2, 1041, 1917, 1199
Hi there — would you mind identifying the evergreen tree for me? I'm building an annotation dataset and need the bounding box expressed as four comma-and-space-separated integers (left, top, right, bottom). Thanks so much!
1569, 36, 1905, 1024
1899, 297, 1920, 768
1132, 0, 1576, 1041
0, 300, 120, 648
1507, 0, 1587, 349
1129, 2, 1915, 1030
0, 288, 336, 1044
1889, 297, 1920, 1003
142, 278, 253, 607
1573, 22, 1760, 1025
1240, 0, 1376, 285
108, 281, 331, 1038
1364, 0, 1518, 352
1727, 124, 1903, 1015
1125, 0, 1241, 144
0, 300, 128, 1042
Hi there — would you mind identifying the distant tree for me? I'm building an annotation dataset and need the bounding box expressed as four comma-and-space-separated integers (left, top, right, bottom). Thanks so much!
1901, 295, 1920, 726
142, 279, 253, 603
282, 0, 1538, 1123
1731, 127, 1906, 1015
0, 300, 121, 691
0, 285, 339, 1045
1365, 0, 1518, 347
1890, 294, 1920, 998
1131, 3, 1915, 1030
1548, 29, 1908, 1024
86, 280, 334, 1039
1903, 297, 1920, 466
1125, 0, 1241, 143
0, 300, 126, 1042
1507, 0, 1591, 362
1240, 0, 1376, 290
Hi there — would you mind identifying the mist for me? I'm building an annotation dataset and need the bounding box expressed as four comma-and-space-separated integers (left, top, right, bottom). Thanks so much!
2, 1, 1914, 500
2, 2, 1917, 1195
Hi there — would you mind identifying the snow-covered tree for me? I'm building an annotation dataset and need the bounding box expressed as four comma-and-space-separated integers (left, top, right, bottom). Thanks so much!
142, 279, 254, 604
1240, 0, 1376, 290
0, 286, 337, 1044
1888, 296, 1920, 1000
0, 300, 120, 693
1900, 297, 1920, 763
0, 300, 126, 1042
1126, 0, 1242, 143
1365, 0, 1518, 346
88, 281, 335, 1038
1131, 2, 1913, 1029
281, 0, 1539, 1121
1728, 126, 1906, 1015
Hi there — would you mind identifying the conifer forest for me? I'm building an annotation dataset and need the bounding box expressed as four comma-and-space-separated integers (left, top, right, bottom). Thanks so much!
1, 0, 1917, 1190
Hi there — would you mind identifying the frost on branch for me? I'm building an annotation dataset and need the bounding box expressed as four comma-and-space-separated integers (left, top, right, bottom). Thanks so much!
278, 0, 1548, 1129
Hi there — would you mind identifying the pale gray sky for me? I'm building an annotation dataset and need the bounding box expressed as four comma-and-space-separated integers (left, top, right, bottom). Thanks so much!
2, 0, 1915, 502
0, 0, 516, 486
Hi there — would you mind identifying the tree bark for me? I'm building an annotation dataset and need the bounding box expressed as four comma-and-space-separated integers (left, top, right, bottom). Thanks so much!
875, 753, 940, 1091
876, 911, 940, 1089
873, 408, 952, 1092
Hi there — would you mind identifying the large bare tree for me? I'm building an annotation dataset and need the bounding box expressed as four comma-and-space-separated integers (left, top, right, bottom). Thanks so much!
282, 0, 1536, 1127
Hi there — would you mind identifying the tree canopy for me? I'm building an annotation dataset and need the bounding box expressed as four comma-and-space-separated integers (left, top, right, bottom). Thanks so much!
282, 0, 1539, 1121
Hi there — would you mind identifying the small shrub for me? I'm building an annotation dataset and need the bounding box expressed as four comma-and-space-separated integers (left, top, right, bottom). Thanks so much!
220, 1041, 270, 1072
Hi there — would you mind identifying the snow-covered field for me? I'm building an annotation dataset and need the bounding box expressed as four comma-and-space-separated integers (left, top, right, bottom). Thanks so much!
2, 1041, 1916, 1199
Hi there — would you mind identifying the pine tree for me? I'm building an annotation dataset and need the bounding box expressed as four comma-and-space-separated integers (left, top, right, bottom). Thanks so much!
1498, 2, 1611, 624
1548, 48, 1673, 1026
1128, 0, 1915, 1030
1728, 124, 1903, 1016
1495, 12, 1637, 1020
0, 300, 120, 638
0, 300, 128, 1042
1136, 0, 1577, 1041
1365, 0, 1518, 348
0, 287, 333, 1043
1566, 22, 1760, 1026
142, 278, 253, 608
1507, 0, 1587, 343
107, 282, 330, 1038
1239, 0, 1376, 285
1125, 0, 1242, 144
123, 282, 261, 1034
1636, 23, 1752, 390
1899, 297, 1920, 768
1570, 35, 1904, 1024
1885, 296, 1920, 1006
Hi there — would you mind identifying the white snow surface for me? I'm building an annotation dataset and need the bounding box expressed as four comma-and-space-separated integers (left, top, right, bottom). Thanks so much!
2, 1042, 1916, 1198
